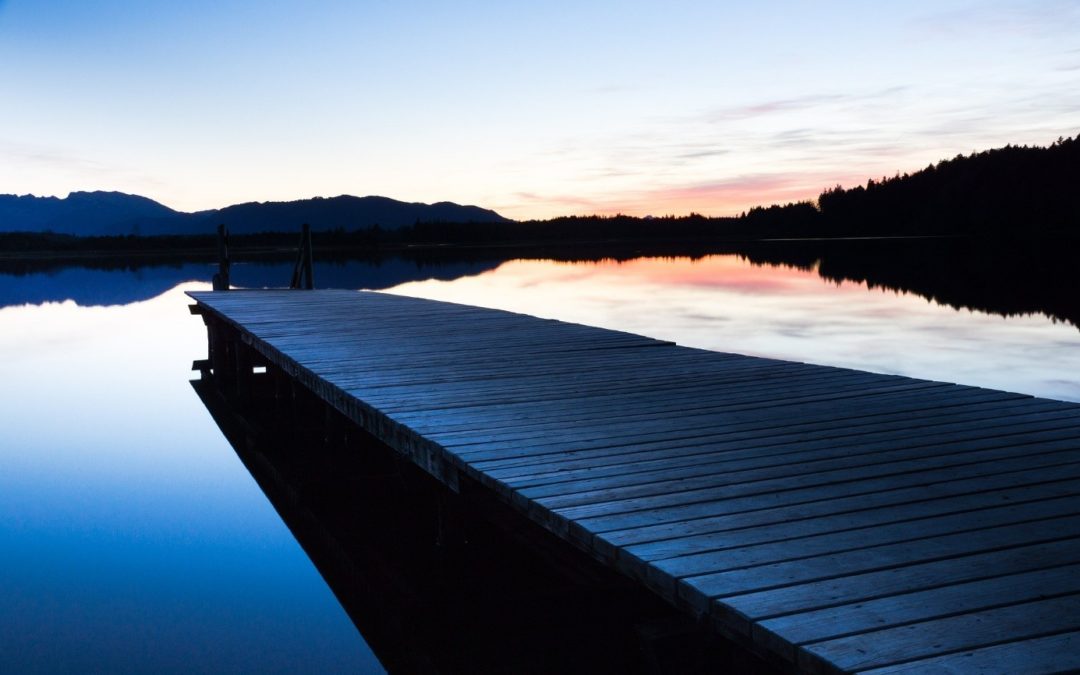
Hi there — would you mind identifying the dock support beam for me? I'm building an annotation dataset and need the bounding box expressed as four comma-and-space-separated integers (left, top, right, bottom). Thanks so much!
212, 224, 230, 290
290, 223, 314, 290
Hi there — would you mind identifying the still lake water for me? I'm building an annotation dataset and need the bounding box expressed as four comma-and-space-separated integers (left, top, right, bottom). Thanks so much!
2, 248, 1079, 671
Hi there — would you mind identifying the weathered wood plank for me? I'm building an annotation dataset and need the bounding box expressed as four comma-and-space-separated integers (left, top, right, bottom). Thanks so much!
627, 477, 1080, 564
801, 593, 1080, 672
757, 563, 1080, 648
717, 536, 1080, 623
492, 400, 1071, 489
513, 409, 1080, 504
856, 630, 1080, 675
653, 494, 1080, 588
571, 451, 1080, 541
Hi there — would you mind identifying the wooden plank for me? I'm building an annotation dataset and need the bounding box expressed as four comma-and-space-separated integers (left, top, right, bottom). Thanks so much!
375, 373, 941, 418
397, 386, 1011, 446
433, 372, 929, 451
553, 434, 1080, 530
493, 400, 1071, 488
594, 462, 1080, 567
567, 450, 1080, 546
856, 630, 1080, 675
756, 563, 1080, 653
466, 390, 1028, 473
801, 594, 1080, 673
352, 363, 874, 412
430, 392, 1060, 449
652, 494, 1080, 586
716, 536, 1080, 623
679, 514, 1080, 614
426, 382, 954, 455
513, 409, 1080, 504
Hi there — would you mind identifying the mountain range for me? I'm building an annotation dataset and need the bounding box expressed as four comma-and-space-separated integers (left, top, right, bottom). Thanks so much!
0, 192, 509, 236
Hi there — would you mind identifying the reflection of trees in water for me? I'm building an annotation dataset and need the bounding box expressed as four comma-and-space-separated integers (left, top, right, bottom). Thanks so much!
3, 237, 1076, 331
733, 237, 1080, 330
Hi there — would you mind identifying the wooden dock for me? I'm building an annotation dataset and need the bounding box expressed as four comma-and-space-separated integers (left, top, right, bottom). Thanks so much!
189, 289, 1080, 674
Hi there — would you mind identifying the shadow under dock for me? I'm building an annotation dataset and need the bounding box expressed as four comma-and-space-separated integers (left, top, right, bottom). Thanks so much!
191, 367, 775, 673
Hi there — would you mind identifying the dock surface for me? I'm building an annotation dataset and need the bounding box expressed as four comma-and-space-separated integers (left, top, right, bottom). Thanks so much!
189, 289, 1080, 674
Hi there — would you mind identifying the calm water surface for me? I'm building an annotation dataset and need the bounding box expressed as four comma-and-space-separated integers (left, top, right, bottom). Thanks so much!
393, 256, 1080, 402
2, 252, 1078, 671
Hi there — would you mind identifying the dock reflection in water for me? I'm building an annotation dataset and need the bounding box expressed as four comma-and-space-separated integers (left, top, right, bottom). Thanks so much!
190, 365, 779, 674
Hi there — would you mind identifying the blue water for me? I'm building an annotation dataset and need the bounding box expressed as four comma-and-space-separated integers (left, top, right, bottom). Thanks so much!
2, 252, 1078, 672
0, 284, 383, 673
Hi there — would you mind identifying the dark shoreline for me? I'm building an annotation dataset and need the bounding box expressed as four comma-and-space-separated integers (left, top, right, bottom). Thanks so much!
0, 230, 1055, 261
3, 234, 1077, 332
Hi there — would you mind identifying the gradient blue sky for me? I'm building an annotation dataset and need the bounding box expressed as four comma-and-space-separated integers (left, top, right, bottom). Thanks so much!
1, 0, 1077, 218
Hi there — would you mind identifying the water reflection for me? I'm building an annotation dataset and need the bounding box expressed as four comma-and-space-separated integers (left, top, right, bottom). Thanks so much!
388, 254, 1080, 403
3, 238, 1077, 333
0, 285, 381, 672
3, 238, 1079, 669
0, 257, 499, 308
4, 240, 1078, 403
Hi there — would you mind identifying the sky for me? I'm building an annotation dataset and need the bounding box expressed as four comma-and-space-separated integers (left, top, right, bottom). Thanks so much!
0, 0, 1077, 219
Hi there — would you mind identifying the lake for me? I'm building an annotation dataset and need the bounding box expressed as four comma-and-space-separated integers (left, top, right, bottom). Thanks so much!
3, 240, 1078, 671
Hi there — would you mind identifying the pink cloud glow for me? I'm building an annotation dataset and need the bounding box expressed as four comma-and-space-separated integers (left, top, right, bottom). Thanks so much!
495, 169, 877, 220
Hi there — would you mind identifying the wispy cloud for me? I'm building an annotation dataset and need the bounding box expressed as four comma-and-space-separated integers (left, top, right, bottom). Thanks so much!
705, 94, 846, 123
702, 87, 908, 124
512, 191, 597, 206
912, 0, 1080, 38
675, 148, 729, 160
0, 139, 105, 175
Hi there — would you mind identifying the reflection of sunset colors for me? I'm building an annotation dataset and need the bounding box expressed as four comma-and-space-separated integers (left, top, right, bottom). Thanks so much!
589, 256, 855, 293
402, 255, 871, 299
387, 256, 1080, 402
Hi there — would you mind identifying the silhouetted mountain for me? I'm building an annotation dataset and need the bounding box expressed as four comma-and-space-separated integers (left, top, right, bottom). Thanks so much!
0, 191, 184, 235
198, 195, 508, 235
0, 192, 508, 236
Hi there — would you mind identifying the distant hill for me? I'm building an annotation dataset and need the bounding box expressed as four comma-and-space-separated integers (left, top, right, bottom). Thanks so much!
0, 192, 509, 236
202, 196, 509, 236
0, 191, 184, 235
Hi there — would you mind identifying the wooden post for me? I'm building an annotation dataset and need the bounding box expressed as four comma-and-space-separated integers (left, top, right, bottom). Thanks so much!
212, 224, 230, 290
234, 338, 252, 405
290, 223, 314, 289
303, 223, 314, 290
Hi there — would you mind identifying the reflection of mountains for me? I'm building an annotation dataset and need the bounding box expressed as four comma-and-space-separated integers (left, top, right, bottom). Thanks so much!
3, 238, 1076, 331
0, 256, 502, 307
734, 237, 1079, 330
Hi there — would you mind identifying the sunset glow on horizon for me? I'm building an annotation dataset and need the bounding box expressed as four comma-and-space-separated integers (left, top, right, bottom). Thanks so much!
1, 1, 1077, 219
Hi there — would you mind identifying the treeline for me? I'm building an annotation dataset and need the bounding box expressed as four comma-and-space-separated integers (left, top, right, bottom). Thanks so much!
4, 135, 1077, 252
814, 135, 1080, 236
